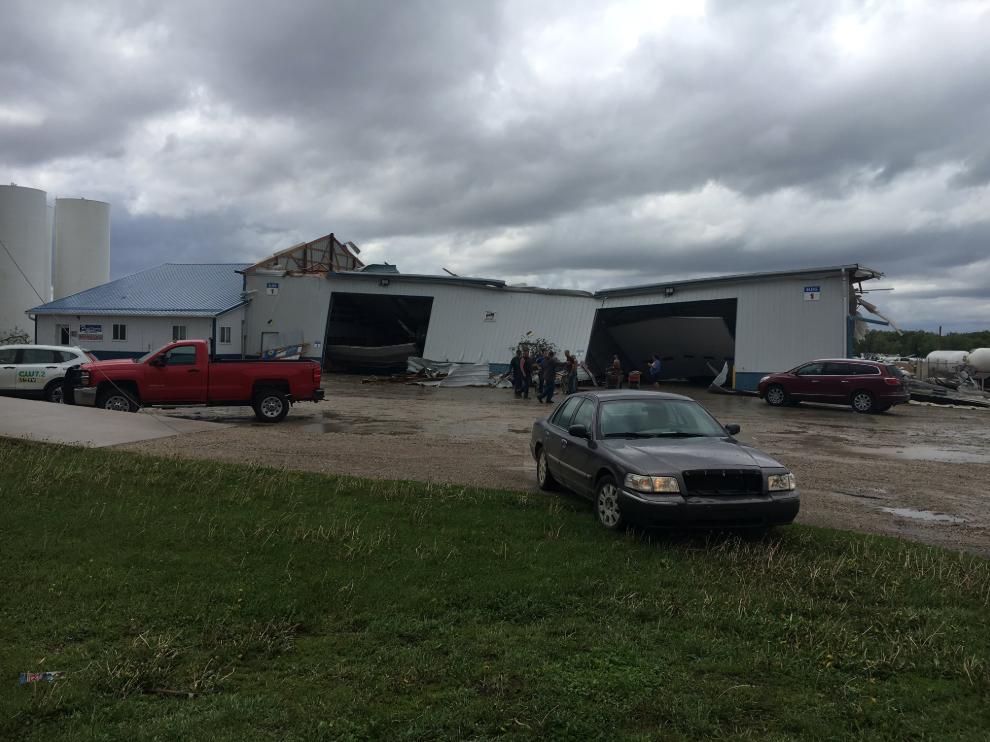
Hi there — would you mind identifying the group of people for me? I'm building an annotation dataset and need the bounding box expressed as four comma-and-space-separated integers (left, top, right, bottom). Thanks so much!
509, 349, 664, 401
607, 354, 664, 389
508, 348, 580, 404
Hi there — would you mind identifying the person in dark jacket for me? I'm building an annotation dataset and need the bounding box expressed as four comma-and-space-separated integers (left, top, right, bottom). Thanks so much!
538, 350, 557, 404
564, 350, 578, 395
509, 349, 523, 398
521, 349, 534, 400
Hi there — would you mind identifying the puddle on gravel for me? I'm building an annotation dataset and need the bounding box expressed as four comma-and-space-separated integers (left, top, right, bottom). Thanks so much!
879, 507, 965, 524
849, 445, 990, 465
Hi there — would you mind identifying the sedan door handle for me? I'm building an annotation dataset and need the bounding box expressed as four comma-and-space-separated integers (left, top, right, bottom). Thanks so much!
560, 439, 568, 447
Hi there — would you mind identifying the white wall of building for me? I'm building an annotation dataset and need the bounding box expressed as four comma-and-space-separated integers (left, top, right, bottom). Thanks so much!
241, 268, 852, 389
34, 306, 245, 358
598, 270, 849, 383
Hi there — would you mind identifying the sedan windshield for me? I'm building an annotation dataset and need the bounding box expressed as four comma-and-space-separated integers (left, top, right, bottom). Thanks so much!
599, 399, 728, 439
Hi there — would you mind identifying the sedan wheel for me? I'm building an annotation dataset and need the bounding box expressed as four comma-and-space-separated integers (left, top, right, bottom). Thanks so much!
765, 384, 787, 407
536, 448, 558, 491
595, 476, 624, 530
851, 391, 874, 414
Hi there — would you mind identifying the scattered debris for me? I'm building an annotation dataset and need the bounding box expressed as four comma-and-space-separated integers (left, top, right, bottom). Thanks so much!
20, 671, 65, 684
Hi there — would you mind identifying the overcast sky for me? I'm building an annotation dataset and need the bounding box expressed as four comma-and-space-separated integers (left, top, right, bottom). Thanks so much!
3, 0, 989, 331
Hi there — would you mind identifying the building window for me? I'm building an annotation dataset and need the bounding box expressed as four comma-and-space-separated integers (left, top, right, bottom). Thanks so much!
219, 326, 232, 344
112, 323, 127, 341
172, 325, 187, 341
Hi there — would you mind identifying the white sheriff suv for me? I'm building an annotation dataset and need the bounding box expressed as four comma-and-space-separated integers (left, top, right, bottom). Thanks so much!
0, 344, 95, 403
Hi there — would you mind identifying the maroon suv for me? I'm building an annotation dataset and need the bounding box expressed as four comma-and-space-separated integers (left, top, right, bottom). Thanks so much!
758, 359, 910, 414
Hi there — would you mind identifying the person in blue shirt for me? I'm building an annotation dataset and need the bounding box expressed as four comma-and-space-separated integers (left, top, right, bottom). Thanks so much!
649, 354, 662, 389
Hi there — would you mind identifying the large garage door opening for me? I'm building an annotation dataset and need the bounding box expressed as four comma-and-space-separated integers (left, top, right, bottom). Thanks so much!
323, 293, 433, 372
586, 299, 737, 383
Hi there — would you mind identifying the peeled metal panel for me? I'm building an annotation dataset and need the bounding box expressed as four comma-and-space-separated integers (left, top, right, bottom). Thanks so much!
54, 198, 110, 299
0, 185, 50, 335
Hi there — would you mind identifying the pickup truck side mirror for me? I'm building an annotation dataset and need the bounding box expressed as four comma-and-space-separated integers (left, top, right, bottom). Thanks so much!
724, 424, 741, 436
568, 424, 590, 440
150, 356, 167, 368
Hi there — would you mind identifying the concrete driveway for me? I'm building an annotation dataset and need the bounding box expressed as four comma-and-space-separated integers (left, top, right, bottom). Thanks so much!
0, 395, 230, 447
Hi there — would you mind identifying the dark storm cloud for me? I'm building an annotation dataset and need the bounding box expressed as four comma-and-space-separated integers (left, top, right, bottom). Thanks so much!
2, 0, 989, 329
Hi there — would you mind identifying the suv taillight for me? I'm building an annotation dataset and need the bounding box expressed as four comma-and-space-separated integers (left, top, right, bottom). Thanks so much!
883, 377, 901, 386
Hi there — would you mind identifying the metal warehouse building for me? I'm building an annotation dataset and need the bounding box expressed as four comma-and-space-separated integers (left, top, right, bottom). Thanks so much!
27, 231, 887, 391
242, 239, 885, 391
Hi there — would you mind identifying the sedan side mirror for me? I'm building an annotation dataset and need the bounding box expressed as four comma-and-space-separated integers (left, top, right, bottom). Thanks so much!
724, 424, 741, 436
568, 424, 590, 439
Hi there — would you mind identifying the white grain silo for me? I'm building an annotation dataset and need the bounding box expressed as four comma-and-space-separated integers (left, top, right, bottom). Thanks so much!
54, 197, 110, 300
0, 184, 51, 338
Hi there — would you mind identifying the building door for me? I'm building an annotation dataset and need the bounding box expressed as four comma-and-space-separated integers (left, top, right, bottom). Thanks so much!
55, 324, 70, 345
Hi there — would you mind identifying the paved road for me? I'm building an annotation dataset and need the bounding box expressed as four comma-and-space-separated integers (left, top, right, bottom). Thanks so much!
0, 395, 229, 447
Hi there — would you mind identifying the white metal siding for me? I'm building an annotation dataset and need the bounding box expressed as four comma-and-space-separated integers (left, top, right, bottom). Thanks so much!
33, 312, 243, 357
242, 269, 853, 377
599, 270, 848, 373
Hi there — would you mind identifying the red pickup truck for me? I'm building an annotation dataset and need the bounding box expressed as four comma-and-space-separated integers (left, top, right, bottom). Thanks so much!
64, 339, 324, 422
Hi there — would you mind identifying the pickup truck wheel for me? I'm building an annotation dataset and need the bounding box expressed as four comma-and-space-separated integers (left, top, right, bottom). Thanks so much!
253, 389, 289, 422
44, 380, 64, 404
97, 389, 139, 412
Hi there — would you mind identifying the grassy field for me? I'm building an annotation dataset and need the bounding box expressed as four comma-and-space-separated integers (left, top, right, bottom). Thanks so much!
1, 439, 988, 741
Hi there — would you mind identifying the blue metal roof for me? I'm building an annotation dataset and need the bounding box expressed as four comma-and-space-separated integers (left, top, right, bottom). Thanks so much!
28, 263, 250, 317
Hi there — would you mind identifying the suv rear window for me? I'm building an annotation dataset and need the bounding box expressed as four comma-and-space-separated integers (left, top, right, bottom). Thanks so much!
885, 365, 906, 379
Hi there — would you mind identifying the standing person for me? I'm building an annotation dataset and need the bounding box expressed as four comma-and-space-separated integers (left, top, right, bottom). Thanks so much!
521, 349, 534, 400
535, 349, 546, 400
564, 351, 578, 395
608, 356, 623, 389
509, 349, 523, 398
648, 353, 662, 390
539, 350, 557, 404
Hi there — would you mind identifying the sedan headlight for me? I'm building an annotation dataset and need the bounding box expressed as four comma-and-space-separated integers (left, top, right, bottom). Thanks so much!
768, 472, 796, 492
624, 474, 680, 494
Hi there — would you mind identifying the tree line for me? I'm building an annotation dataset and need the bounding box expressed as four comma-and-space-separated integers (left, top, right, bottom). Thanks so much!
856, 329, 990, 357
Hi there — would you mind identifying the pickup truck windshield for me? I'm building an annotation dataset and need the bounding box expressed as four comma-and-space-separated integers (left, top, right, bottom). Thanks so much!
600, 399, 728, 439
134, 349, 159, 363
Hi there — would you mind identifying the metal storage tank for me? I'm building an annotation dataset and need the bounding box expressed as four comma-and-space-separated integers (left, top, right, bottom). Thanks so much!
53, 197, 110, 300
0, 184, 51, 337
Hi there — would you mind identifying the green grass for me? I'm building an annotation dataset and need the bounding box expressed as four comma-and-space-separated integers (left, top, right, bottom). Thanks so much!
0, 439, 988, 741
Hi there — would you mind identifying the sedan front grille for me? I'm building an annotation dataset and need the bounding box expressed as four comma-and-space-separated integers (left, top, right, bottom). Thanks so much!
682, 469, 763, 496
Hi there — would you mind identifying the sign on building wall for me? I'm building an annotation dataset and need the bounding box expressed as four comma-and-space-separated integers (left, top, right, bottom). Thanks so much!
266, 282, 279, 296
484, 311, 496, 322
78, 323, 103, 341
804, 285, 821, 301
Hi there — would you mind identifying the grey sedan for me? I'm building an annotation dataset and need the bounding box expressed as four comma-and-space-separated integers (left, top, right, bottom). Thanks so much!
530, 390, 799, 530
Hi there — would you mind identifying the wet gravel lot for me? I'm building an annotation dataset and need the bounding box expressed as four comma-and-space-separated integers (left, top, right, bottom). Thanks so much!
119, 376, 990, 557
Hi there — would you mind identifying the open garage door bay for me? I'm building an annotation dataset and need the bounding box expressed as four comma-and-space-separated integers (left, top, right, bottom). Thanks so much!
587, 299, 737, 383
